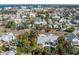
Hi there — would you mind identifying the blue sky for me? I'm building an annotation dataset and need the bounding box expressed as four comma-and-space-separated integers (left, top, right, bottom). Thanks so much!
0, 0, 78, 4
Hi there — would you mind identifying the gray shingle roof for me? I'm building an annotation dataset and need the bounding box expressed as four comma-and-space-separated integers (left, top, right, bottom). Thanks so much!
67, 33, 79, 40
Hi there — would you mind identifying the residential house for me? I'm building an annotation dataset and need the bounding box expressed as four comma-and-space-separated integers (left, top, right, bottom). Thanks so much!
0, 32, 16, 42
34, 17, 47, 25
66, 33, 79, 46
37, 33, 59, 47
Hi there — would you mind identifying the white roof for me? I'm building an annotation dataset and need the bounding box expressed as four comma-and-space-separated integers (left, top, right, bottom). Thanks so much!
0, 33, 16, 42
72, 38, 79, 42
38, 34, 59, 45
34, 18, 47, 25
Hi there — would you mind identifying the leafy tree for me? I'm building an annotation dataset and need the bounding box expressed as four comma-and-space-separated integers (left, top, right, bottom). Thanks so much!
32, 47, 43, 55
0, 45, 6, 53
77, 34, 79, 37
66, 26, 75, 32
29, 30, 38, 47
9, 40, 16, 46
16, 30, 38, 55
0, 41, 10, 53
56, 36, 76, 55
56, 36, 66, 54
5, 20, 17, 29
16, 32, 30, 54
42, 46, 51, 55
17, 22, 28, 30
44, 13, 49, 24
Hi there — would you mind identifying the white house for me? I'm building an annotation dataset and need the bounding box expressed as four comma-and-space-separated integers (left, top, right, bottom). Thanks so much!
29, 13, 36, 17
66, 33, 79, 46
72, 20, 79, 24
34, 17, 47, 25
37, 33, 59, 47
0, 32, 16, 42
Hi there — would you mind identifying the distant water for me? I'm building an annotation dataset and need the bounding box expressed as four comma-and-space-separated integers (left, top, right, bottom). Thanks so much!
0, 4, 79, 8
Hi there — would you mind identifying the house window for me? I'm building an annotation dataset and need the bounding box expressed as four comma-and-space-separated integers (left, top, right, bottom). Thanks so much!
73, 41, 78, 44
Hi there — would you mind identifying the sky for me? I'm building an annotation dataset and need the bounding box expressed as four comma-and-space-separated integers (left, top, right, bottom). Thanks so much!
0, 0, 78, 4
